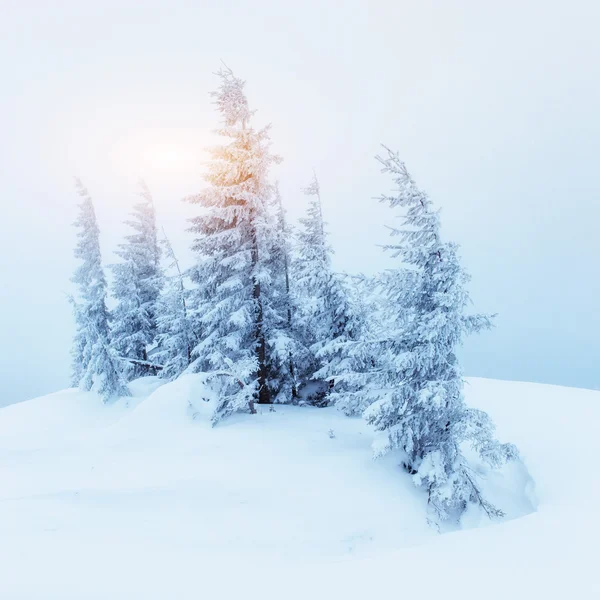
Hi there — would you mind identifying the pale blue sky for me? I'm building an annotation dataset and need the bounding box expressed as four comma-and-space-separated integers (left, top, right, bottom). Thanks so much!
1, 0, 599, 404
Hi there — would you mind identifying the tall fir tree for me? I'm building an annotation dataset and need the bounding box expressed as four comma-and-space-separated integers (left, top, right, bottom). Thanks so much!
348, 147, 517, 522
186, 66, 284, 422
110, 180, 163, 379
293, 174, 361, 401
70, 179, 129, 401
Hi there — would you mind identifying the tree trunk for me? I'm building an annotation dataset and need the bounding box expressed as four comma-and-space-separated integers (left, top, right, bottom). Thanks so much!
250, 220, 271, 404
162, 228, 193, 370
141, 347, 158, 375
284, 258, 298, 399
278, 192, 298, 400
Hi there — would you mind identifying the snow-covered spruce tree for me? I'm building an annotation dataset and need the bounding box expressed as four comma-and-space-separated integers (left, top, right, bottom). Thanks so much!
319, 268, 413, 417
69, 294, 88, 387
293, 174, 361, 403
154, 230, 196, 380
110, 180, 163, 380
311, 273, 383, 415
70, 179, 129, 401
265, 183, 307, 401
359, 147, 517, 522
186, 67, 283, 422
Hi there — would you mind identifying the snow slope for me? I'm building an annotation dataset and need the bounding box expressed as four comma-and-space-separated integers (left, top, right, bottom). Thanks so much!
0, 376, 597, 599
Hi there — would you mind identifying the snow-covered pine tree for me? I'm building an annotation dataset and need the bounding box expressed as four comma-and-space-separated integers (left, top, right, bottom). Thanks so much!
360, 146, 517, 522
293, 173, 328, 370
265, 183, 304, 401
154, 230, 195, 380
69, 294, 88, 387
186, 66, 282, 422
310, 273, 382, 415
70, 179, 129, 401
110, 180, 163, 379
110, 260, 153, 379
293, 174, 361, 403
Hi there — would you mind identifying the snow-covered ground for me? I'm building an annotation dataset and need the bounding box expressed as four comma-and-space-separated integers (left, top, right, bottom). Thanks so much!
0, 376, 597, 599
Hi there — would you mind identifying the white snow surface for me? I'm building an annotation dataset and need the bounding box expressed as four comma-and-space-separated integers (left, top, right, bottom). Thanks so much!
0, 376, 597, 599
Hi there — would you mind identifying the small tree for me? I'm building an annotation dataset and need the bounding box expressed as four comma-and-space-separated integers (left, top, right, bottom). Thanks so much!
358, 147, 517, 522
263, 183, 308, 401
312, 273, 379, 415
70, 179, 129, 401
110, 181, 163, 379
293, 174, 361, 401
154, 230, 195, 380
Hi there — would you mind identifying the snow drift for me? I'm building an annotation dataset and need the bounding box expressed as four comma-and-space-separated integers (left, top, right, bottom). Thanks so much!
0, 376, 596, 599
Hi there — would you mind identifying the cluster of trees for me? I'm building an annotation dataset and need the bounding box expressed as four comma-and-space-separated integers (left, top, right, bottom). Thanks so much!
70, 67, 517, 523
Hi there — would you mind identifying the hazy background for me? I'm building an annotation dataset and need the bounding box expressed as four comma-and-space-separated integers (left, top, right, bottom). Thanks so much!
1, 0, 599, 405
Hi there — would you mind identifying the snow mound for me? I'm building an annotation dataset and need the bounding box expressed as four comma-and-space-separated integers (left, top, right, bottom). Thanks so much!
0, 388, 124, 451
127, 375, 165, 398
105, 374, 216, 440
0, 376, 597, 599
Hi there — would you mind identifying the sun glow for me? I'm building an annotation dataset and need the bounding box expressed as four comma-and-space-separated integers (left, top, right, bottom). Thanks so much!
140, 142, 199, 174
112, 131, 209, 179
